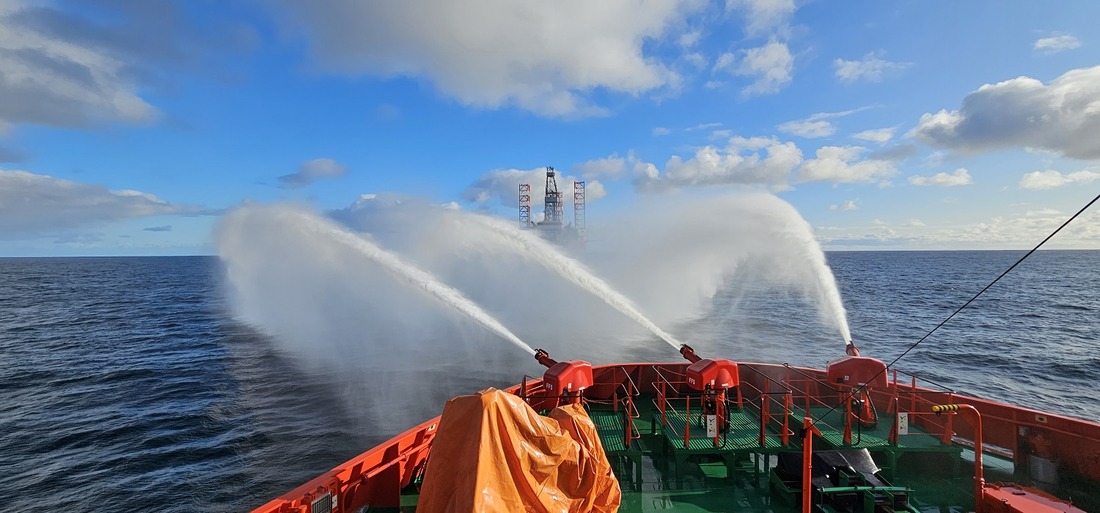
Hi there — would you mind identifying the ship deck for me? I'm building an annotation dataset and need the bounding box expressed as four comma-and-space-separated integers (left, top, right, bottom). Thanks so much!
253, 361, 1100, 513
385, 398, 990, 512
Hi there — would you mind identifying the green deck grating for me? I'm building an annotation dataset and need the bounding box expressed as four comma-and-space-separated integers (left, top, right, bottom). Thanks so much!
659, 408, 788, 452
789, 405, 961, 453
588, 408, 639, 454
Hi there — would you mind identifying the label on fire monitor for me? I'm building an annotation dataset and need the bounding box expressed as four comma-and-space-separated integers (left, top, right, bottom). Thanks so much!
898, 412, 909, 435
706, 415, 717, 438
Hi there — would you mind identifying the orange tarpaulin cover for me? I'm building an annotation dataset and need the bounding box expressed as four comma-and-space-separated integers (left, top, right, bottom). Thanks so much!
416, 388, 621, 513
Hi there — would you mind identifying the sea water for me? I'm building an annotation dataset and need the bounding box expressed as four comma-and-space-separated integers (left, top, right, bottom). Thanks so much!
0, 251, 1097, 511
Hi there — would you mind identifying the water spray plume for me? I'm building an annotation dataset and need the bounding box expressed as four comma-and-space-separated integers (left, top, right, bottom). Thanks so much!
468, 213, 683, 351
274, 208, 536, 356
591, 192, 852, 350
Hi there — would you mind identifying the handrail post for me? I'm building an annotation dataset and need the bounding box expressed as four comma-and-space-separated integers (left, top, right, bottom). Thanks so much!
684, 396, 691, 449
763, 380, 771, 443
889, 376, 899, 414
782, 393, 791, 446
624, 406, 632, 449
890, 397, 900, 446
801, 417, 822, 513
910, 375, 917, 412
804, 378, 811, 412
843, 391, 853, 445
941, 392, 955, 445
933, 404, 984, 511
660, 380, 667, 426
759, 397, 767, 447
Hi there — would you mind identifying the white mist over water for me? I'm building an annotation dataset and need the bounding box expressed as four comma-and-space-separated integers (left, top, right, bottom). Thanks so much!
584, 192, 852, 350
225, 207, 535, 355
218, 204, 543, 434
466, 214, 683, 350
217, 192, 852, 433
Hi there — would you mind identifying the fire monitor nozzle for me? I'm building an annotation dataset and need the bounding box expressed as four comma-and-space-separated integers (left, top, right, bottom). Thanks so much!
679, 344, 701, 363
533, 350, 593, 396
679, 345, 740, 391
534, 348, 557, 369
826, 354, 888, 388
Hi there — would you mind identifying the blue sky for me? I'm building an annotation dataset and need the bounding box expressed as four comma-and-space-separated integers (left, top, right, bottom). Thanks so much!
1, 0, 1099, 256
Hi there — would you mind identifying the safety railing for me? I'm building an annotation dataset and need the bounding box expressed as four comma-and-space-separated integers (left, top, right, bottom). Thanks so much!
779, 364, 894, 447
587, 366, 642, 449
738, 367, 797, 447
651, 366, 762, 450
770, 365, 968, 451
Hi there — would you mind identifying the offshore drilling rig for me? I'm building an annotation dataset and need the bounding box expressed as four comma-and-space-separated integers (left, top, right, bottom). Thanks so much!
518, 166, 586, 246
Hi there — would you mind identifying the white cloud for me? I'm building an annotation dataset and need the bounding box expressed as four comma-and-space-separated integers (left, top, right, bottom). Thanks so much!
0, 1, 248, 131
726, 0, 796, 38
778, 119, 834, 138
679, 30, 702, 48
866, 144, 917, 163
829, 200, 858, 211
573, 155, 628, 180
1034, 34, 1081, 54
798, 146, 896, 184
853, 127, 896, 144
778, 108, 870, 138
729, 40, 793, 96
1019, 169, 1100, 190
713, 52, 736, 73
0, 169, 204, 236
833, 51, 910, 83
909, 168, 973, 187
688, 122, 723, 131
911, 66, 1100, 159
684, 52, 707, 69
1026, 208, 1062, 217
272, 1, 703, 118
278, 158, 349, 188
652, 126, 672, 136
634, 136, 802, 191
0, 2, 158, 128
820, 210, 1100, 250
463, 167, 601, 208
583, 180, 608, 201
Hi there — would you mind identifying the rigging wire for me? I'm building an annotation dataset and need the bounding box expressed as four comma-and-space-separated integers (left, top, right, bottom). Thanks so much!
804, 191, 1100, 430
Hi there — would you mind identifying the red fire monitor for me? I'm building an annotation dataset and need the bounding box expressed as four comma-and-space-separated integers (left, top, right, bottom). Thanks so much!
679, 345, 739, 391
825, 355, 888, 388
534, 349, 593, 395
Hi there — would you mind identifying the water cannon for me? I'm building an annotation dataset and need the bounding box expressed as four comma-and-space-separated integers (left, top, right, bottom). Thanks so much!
678, 344, 740, 434
827, 340, 887, 429
534, 348, 557, 368
532, 349, 593, 399
828, 338, 886, 388
679, 344, 740, 391
679, 344, 701, 364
